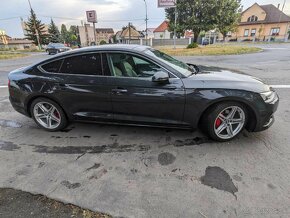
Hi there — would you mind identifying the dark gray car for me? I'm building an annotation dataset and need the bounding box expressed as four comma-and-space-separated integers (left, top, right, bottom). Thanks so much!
8, 45, 279, 141
46, 43, 72, 55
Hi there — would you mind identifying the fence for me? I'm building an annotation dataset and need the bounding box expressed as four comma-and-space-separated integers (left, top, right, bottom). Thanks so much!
122, 38, 192, 47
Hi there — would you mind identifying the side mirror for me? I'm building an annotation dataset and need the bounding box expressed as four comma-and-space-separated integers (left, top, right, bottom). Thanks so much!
152, 71, 169, 83
187, 63, 200, 73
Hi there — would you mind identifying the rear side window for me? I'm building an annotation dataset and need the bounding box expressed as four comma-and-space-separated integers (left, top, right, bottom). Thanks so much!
41, 60, 62, 73
60, 53, 103, 75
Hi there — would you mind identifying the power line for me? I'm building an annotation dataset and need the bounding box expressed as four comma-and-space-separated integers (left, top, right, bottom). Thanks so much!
0, 14, 165, 24
0, 16, 27, 21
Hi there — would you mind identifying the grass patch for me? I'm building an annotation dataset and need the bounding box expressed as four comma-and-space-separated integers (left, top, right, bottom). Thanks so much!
0, 52, 28, 59
159, 44, 262, 56
16, 48, 45, 52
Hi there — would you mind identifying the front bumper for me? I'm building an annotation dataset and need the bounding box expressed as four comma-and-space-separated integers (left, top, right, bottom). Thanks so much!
253, 93, 279, 132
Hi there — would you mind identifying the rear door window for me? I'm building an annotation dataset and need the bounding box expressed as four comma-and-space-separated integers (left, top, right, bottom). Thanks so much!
41, 60, 63, 73
60, 53, 103, 75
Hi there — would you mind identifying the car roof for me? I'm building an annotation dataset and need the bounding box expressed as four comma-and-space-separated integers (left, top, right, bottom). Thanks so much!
66, 44, 151, 54
37, 44, 152, 67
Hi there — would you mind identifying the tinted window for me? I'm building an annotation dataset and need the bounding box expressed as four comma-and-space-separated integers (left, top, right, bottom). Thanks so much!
41, 60, 62, 73
108, 53, 166, 78
60, 53, 103, 75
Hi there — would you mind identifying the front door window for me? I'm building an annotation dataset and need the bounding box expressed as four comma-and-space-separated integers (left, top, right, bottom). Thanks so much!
107, 53, 169, 78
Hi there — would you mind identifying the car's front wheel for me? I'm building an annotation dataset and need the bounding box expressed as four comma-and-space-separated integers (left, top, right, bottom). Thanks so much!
30, 98, 67, 131
202, 102, 247, 141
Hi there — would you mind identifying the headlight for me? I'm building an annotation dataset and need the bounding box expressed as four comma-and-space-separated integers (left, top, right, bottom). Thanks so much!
59, 48, 64, 52
260, 91, 276, 103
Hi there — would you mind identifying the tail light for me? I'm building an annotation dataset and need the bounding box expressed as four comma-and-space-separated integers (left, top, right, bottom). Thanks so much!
8, 79, 10, 87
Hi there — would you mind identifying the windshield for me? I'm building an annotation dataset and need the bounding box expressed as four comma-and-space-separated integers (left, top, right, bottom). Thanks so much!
48, 43, 65, 48
145, 49, 194, 77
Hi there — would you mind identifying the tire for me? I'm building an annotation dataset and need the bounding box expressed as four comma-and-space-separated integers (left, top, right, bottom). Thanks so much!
30, 97, 68, 131
201, 102, 248, 142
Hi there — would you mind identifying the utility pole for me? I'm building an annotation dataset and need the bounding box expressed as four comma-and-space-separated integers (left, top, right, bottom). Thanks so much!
93, 22, 97, 45
173, 6, 177, 49
128, 22, 131, 44
278, 0, 287, 41
27, 0, 41, 50
143, 0, 148, 45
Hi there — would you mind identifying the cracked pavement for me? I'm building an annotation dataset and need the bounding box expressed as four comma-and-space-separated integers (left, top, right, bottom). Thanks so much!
0, 44, 290, 218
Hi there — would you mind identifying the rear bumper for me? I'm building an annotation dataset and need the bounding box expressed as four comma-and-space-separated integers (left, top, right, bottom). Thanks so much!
9, 96, 30, 117
252, 94, 279, 132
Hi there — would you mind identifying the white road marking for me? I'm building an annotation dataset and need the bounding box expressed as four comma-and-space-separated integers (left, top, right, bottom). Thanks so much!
263, 48, 288, 50
270, 85, 290, 88
0, 86, 7, 88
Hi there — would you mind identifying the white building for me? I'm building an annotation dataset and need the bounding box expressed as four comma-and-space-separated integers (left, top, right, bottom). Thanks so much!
153, 21, 172, 39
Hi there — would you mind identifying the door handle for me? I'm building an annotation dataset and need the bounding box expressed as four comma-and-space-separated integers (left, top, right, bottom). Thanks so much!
112, 88, 128, 94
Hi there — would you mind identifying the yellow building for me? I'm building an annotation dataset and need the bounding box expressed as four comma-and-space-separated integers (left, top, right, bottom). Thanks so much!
232, 3, 290, 42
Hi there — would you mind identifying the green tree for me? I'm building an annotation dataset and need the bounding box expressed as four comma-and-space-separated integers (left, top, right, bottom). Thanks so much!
25, 9, 48, 47
214, 0, 242, 41
166, 0, 217, 42
69, 25, 78, 36
48, 19, 61, 43
69, 25, 80, 45
60, 24, 69, 43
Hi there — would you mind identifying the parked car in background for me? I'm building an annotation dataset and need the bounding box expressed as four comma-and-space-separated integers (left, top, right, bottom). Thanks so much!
201, 38, 210, 45
8, 45, 279, 141
46, 43, 72, 55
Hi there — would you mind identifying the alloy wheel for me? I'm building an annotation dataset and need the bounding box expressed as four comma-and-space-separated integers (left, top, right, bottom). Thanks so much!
214, 106, 245, 140
33, 102, 61, 129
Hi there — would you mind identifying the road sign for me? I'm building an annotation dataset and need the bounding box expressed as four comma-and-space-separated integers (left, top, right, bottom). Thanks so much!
86, 10, 97, 23
158, 0, 176, 8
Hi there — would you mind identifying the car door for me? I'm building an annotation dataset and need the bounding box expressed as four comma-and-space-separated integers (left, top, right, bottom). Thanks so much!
106, 52, 186, 126
40, 52, 113, 121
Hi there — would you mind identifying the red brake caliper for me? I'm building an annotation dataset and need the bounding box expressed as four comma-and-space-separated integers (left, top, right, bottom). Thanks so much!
54, 110, 60, 119
215, 118, 222, 128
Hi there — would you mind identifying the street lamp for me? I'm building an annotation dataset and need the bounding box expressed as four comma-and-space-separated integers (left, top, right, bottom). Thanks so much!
143, 0, 148, 45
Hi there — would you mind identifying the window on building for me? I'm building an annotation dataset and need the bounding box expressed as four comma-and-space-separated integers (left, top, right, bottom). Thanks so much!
60, 53, 105, 75
247, 15, 258, 22
270, 28, 280, 36
244, 29, 249, 36
251, 29, 256, 37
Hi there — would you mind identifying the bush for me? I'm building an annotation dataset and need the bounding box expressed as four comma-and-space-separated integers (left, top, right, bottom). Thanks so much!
99, 40, 107, 45
187, 42, 198, 49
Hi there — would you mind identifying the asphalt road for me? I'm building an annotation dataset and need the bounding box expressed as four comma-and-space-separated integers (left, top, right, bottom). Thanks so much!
0, 44, 290, 218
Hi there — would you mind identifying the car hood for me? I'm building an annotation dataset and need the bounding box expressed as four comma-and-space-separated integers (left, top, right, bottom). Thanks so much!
182, 67, 271, 93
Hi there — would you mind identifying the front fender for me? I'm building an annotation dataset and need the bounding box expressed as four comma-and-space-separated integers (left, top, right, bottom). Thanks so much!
184, 89, 263, 128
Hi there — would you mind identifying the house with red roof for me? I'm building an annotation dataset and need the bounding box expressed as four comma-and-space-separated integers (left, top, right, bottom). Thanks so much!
153, 21, 172, 39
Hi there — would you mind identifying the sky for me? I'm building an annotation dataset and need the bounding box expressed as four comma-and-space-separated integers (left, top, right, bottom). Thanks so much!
1, 0, 290, 38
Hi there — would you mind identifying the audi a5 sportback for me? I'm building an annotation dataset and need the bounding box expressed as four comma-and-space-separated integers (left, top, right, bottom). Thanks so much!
8, 45, 279, 141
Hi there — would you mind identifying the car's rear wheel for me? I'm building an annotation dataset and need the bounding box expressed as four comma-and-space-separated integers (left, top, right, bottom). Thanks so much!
30, 98, 67, 131
202, 102, 247, 141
